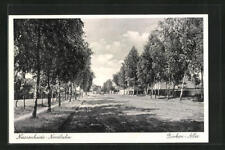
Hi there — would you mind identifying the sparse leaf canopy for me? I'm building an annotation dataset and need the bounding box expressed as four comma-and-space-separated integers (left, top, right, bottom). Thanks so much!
14, 19, 93, 86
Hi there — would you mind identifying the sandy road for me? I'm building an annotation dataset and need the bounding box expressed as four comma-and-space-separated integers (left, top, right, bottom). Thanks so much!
57, 94, 204, 132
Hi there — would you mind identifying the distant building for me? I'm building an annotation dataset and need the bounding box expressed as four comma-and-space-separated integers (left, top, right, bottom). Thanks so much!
117, 76, 202, 97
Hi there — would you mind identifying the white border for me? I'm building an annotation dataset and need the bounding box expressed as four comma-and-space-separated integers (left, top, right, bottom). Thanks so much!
8, 14, 208, 143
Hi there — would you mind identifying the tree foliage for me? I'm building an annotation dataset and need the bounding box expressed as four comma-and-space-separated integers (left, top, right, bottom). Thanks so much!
14, 19, 94, 116
102, 79, 114, 93
124, 46, 139, 87
112, 73, 120, 87
158, 18, 203, 99
136, 46, 154, 93
111, 18, 203, 99
118, 63, 127, 90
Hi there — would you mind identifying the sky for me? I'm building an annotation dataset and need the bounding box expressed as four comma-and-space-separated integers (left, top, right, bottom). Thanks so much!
82, 18, 163, 86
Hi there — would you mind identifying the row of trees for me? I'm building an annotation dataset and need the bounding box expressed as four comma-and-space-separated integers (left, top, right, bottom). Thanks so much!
112, 18, 203, 100
101, 79, 115, 93
14, 19, 94, 117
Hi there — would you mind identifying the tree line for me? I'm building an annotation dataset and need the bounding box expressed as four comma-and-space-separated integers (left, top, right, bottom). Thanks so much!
14, 19, 94, 118
110, 18, 203, 100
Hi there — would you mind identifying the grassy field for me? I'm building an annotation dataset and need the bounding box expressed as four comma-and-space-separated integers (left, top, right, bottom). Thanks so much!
14, 94, 204, 133
14, 98, 58, 118
15, 100, 83, 133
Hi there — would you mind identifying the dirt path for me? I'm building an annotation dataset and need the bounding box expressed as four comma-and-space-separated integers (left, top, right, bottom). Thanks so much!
14, 94, 204, 132
56, 94, 204, 132
58, 100, 85, 131
14, 101, 64, 122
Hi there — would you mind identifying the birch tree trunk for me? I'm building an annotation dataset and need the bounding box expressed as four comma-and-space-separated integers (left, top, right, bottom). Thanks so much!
158, 82, 160, 97
16, 99, 18, 107
47, 74, 51, 112
23, 96, 25, 109
167, 83, 170, 100
32, 25, 41, 118
58, 80, 61, 107
74, 84, 77, 100
154, 77, 156, 99
41, 93, 44, 107
167, 77, 171, 100
151, 86, 153, 98
200, 68, 204, 101
172, 83, 175, 98
154, 84, 156, 99
32, 67, 40, 118
69, 83, 73, 102
65, 88, 67, 101
179, 73, 186, 101
22, 72, 26, 109
145, 86, 148, 95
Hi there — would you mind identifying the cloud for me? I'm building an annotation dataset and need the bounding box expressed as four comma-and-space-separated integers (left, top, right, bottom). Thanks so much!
90, 39, 121, 53
89, 31, 150, 86
122, 31, 149, 52
106, 44, 111, 50
89, 39, 126, 60
83, 18, 162, 86
91, 53, 123, 86
89, 38, 107, 54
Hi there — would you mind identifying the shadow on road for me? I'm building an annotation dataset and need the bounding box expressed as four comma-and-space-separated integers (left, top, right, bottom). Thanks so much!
57, 103, 203, 133
15, 97, 204, 133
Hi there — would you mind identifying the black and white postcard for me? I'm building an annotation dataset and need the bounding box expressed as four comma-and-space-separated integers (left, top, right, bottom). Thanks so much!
8, 15, 208, 143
